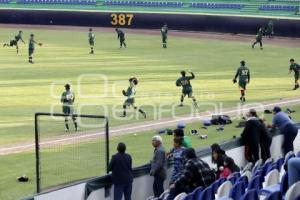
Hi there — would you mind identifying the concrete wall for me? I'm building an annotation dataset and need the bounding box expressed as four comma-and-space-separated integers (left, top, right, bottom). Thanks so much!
32, 131, 300, 200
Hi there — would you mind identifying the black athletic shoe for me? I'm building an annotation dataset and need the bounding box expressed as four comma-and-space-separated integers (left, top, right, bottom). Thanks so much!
242, 97, 246, 102
178, 104, 184, 107
252, 44, 254, 48
141, 112, 146, 119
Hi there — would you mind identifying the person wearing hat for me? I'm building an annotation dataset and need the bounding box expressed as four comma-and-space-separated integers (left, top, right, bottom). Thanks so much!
271, 106, 298, 154
3, 30, 25, 54
289, 59, 300, 90
88, 28, 95, 54
176, 70, 198, 108
150, 135, 167, 198
115, 28, 126, 48
233, 60, 250, 103
28, 33, 42, 63
160, 24, 168, 48
60, 84, 78, 132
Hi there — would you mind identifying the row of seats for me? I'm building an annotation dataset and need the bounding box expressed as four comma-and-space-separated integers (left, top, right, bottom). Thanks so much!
190, 2, 243, 9
259, 4, 298, 11
168, 151, 300, 200
17, 0, 96, 4
0, 0, 10, 3
103, 0, 183, 7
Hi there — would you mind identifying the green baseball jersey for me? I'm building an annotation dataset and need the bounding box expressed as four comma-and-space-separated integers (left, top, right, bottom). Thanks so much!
29, 38, 35, 49
290, 63, 300, 74
125, 86, 136, 99
161, 26, 168, 37
176, 74, 194, 90
117, 30, 125, 40
234, 66, 250, 82
89, 32, 95, 41
256, 29, 263, 40
15, 33, 23, 42
61, 90, 75, 105
267, 21, 273, 32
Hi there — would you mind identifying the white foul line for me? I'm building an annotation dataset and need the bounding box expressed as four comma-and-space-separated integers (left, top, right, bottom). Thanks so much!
1, 98, 300, 154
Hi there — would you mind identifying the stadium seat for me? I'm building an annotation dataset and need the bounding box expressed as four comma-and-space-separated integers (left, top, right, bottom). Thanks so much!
240, 189, 259, 200
174, 192, 187, 200
211, 178, 226, 194
280, 172, 289, 195
197, 186, 213, 200
285, 181, 300, 200
247, 175, 262, 190
192, 186, 203, 198
265, 191, 283, 200
263, 169, 280, 188
215, 181, 232, 199
237, 175, 248, 188
182, 193, 193, 200
229, 181, 246, 200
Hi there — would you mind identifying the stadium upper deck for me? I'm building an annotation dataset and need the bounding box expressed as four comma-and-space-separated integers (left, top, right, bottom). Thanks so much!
0, 0, 299, 18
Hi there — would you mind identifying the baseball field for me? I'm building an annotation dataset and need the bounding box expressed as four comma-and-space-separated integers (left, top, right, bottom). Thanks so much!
0, 24, 300, 200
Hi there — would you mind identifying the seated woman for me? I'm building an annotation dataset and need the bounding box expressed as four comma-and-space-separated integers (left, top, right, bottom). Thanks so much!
219, 156, 240, 178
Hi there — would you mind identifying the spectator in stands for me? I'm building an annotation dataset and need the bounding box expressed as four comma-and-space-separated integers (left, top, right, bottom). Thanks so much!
288, 158, 300, 186
108, 142, 133, 200
219, 156, 240, 178
271, 106, 298, 154
150, 135, 167, 198
247, 109, 272, 161
211, 143, 227, 178
173, 128, 192, 148
167, 137, 186, 185
167, 148, 215, 200
241, 109, 267, 163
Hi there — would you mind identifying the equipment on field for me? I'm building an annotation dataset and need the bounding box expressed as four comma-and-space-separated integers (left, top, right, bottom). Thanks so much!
211, 115, 232, 125
38, 43, 43, 46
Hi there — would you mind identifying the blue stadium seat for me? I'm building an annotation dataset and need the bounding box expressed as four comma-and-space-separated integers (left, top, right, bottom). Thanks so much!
237, 176, 248, 188
240, 189, 259, 200
265, 191, 282, 200
248, 175, 262, 191
229, 181, 246, 200
197, 186, 213, 200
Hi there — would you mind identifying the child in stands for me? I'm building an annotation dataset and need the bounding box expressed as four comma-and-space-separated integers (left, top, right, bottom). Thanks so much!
219, 156, 240, 178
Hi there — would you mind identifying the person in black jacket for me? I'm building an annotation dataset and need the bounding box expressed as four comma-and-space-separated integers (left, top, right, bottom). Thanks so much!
241, 109, 271, 163
109, 143, 133, 200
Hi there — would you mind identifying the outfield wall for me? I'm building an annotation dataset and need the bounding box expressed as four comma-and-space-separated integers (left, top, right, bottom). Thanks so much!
0, 9, 300, 37
24, 129, 300, 200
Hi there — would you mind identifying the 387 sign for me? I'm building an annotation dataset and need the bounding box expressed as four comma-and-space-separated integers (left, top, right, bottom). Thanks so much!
110, 13, 134, 26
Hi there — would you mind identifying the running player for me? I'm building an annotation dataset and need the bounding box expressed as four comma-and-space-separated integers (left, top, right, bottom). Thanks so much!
3, 30, 25, 54
176, 70, 198, 108
289, 58, 300, 90
121, 77, 146, 118
252, 27, 264, 50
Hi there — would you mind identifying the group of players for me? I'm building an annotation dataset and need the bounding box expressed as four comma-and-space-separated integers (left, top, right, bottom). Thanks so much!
3, 24, 300, 132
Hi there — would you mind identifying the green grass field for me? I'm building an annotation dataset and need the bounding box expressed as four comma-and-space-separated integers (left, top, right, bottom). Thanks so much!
0, 26, 300, 199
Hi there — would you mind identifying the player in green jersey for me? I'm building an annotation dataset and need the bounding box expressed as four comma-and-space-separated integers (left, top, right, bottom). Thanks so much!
289, 59, 300, 90
121, 77, 146, 118
28, 34, 42, 64
88, 28, 95, 54
115, 28, 127, 48
233, 60, 250, 102
252, 27, 264, 50
161, 24, 168, 48
3, 30, 25, 54
176, 70, 198, 108
61, 84, 78, 132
